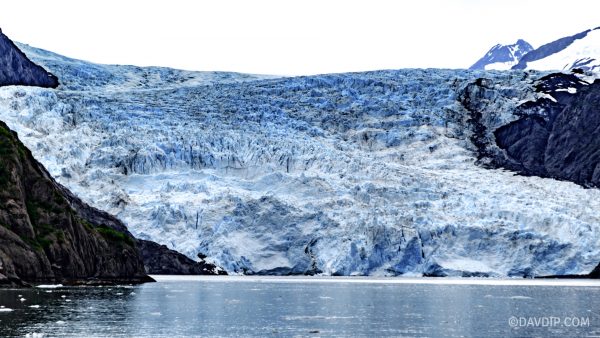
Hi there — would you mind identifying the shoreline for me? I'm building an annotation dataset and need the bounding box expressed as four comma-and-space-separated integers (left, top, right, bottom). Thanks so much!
149, 275, 600, 287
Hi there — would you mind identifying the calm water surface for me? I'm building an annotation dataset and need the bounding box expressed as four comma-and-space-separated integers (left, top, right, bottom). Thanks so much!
0, 276, 599, 337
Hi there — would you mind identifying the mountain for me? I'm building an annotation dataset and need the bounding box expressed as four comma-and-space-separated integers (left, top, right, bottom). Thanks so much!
470, 39, 533, 70
3, 41, 600, 278
0, 28, 58, 88
473, 27, 600, 72
513, 27, 600, 71
0, 121, 153, 286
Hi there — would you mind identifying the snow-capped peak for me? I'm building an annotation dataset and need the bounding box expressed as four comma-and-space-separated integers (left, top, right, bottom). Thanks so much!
470, 39, 533, 70
515, 27, 600, 72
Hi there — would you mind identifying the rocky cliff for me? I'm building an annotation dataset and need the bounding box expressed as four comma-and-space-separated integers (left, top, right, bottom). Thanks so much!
591, 263, 600, 278
0, 28, 58, 88
0, 120, 221, 282
0, 121, 153, 286
460, 72, 600, 188
137, 239, 226, 275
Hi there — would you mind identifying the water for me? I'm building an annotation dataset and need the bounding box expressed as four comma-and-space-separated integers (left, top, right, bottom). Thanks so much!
0, 276, 599, 337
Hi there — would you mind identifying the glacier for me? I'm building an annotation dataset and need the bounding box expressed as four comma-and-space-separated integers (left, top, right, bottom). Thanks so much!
1, 43, 599, 277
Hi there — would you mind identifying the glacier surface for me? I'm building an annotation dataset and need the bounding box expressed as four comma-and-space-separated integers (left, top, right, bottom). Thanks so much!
1, 44, 599, 277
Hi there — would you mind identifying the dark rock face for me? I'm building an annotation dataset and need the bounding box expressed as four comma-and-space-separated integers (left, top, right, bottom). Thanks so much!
470, 39, 533, 70
0, 28, 58, 88
457, 77, 521, 166
137, 239, 226, 275
490, 74, 600, 188
512, 28, 598, 70
459, 72, 598, 183
544, 81, 600, 185
492, 73, 587, 174
590, 264, 600, 278
0, 122, 152, 286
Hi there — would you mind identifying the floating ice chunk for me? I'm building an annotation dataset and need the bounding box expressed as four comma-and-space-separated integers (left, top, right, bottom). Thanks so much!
29, 305, 41, 308
0, 307, 13, 312
283, 315, 354, 321
36, 284, 63, 289
56, 320, 66, 325
19, 298, 26, 302
150, 312, 162, 316
25, 333, 45, 338
510, 295, 532, 300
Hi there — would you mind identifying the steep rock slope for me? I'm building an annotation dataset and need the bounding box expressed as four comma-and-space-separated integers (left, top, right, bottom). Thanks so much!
0, 29, 58, 88
470, 39, 533, 70
2, 45, 600, 277
545, 80, 600, 184
0, 121, 152, 286
137, 239, 225, 275
591, 264, 600, 278
513, 27, 600, 71
460, 72, 600, 188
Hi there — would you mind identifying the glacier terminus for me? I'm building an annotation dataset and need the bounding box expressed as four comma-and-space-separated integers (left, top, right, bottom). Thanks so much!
1, 43, 599, 278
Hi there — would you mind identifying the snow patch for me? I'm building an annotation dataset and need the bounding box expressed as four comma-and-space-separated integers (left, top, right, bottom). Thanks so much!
527, 29, 600, 72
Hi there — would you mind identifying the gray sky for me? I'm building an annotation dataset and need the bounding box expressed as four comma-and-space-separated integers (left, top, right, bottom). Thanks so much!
1, 0, 599, 75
